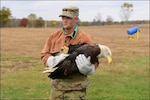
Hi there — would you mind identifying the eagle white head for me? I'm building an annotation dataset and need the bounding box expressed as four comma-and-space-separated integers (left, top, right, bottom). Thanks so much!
97, 44, 112, 63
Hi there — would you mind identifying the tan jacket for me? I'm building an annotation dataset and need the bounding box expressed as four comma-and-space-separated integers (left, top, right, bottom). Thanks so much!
41, 28, 95, 66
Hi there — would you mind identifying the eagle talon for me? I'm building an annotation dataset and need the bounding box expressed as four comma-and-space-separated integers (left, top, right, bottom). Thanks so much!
60, 46, 69, 54
42, 67, 58, 73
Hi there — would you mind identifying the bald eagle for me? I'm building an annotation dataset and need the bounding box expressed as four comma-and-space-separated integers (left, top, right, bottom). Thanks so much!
43, 43, 112, 79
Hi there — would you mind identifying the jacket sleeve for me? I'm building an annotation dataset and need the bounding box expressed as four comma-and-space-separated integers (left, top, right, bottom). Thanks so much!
40, 35, 53, 66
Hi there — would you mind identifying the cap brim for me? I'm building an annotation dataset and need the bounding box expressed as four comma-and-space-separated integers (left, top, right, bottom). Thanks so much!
59, 15, 73, 18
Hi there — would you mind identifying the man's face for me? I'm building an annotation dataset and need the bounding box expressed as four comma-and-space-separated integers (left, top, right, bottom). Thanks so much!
61, 16, 78, 30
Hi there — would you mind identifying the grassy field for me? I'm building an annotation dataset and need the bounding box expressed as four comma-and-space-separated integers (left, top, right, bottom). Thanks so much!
1, 24, 149, 100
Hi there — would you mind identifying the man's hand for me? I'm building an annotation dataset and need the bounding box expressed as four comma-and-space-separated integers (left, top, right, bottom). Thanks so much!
75, 54, 95, 75
47, 53, 69, 68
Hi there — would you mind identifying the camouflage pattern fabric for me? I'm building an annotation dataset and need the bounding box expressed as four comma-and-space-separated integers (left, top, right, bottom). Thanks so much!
51, 73, 89, 90
50, 88, 86, 100
49, 73, 89, 100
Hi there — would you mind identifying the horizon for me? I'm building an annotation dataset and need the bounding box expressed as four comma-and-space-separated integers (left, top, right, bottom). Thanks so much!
1, 1, 149, 22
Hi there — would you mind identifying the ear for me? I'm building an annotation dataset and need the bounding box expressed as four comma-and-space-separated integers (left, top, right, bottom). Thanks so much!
74, 17, 79, 22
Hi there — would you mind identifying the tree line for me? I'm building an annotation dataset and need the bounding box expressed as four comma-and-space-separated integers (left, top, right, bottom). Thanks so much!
0, 2, 149, 28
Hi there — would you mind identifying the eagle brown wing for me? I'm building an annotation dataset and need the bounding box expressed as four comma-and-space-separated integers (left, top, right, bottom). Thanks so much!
48, 44, 100, 79
49, 52, 78, 79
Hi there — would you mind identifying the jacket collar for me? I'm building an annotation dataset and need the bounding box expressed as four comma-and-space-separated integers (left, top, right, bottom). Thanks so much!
62, 25, 78, 39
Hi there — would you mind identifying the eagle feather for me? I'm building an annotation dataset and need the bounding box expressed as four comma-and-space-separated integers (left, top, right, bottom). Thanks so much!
48, 43, 101, 79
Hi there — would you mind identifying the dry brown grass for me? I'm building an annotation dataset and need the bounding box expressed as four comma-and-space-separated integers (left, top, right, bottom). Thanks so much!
1, 24, 149, 71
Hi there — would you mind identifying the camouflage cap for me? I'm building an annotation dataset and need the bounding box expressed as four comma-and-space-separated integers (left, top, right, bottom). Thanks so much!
59, 6, 79, 18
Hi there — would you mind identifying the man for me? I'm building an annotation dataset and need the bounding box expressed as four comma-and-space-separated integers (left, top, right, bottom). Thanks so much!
41, 6, 99, 100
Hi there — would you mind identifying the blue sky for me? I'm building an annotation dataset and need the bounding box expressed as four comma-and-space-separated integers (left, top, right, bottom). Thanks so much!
1, 1, 149, 22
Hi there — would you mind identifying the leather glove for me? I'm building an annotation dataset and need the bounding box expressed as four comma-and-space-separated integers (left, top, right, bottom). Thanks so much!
47, 53, 69, 68
75, 54, 95, 75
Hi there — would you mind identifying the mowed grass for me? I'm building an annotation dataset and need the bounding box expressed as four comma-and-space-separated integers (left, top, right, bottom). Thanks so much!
87, 56, 149, 100
1, 24, 149, 100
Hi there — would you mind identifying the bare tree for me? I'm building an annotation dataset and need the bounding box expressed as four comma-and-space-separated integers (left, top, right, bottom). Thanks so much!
95, 13, 102, 22
93, 13, 102, 25
28, 13, 37, 27
106, 15, 113, 25
120, 2, 133, 23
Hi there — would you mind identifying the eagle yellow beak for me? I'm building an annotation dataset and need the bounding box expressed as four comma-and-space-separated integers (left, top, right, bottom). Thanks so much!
107, 56, 112, 64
